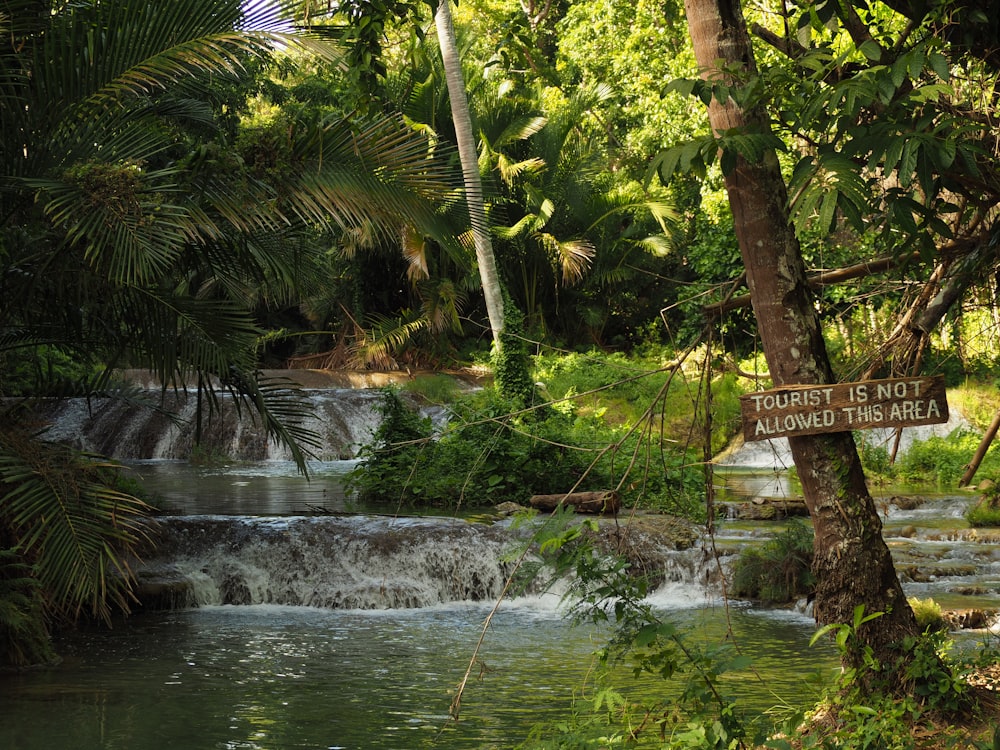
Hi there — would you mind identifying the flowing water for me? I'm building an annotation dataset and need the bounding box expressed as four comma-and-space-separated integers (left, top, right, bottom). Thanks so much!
0, 594, 836, 750
4, 387, 1000, 748
0, 459, 845, 750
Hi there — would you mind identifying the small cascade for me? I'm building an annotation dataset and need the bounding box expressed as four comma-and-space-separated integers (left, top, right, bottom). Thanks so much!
717, 408, 970, 471
33, 388, 409, 461
133, 514, 719, 612
137, 515, 518, 610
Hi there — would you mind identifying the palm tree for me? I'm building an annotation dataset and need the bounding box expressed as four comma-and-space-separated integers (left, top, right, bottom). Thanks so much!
433, 0, 506, 346
0, 0, 458, 664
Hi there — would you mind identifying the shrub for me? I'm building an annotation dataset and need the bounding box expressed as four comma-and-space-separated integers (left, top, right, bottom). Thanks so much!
730, 521, 814, 603
402, 374, 462, 404
0, 549, 56, 668
897, 429, 987, 485
907, 597, 946, 631
965, 482, 1000, 527
856, 433, 894, 477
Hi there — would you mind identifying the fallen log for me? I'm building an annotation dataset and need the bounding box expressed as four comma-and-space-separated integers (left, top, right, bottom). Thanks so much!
529, 490, 620, 515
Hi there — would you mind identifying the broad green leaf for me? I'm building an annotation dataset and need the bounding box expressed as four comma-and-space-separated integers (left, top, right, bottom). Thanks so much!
818, 189, 839, 233
929, 52, 950, 81
859, 40, 883, 61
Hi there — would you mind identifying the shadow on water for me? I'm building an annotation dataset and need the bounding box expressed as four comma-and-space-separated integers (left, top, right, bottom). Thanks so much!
0, 601, 838, 750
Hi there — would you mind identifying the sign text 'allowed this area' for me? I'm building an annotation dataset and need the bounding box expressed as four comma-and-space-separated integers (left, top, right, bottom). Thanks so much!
739, 376, 948, 442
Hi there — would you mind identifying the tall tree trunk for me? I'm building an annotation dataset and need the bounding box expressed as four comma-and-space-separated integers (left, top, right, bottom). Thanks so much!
683, 0, 919, 670
434, 0, 505, 346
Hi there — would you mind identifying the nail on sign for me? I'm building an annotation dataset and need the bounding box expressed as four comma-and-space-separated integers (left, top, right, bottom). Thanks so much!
739, 376, 948, 442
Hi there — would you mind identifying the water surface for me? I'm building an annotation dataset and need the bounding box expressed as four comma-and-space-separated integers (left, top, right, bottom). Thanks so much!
0, 600, 836, 750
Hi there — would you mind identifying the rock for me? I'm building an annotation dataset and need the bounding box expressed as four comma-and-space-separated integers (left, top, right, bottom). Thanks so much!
889, 495, 925, 510
133, 568, 195, 610
943, 608, 998, 630
951, 585, 989, 596
587, 514, 705, 588
721, 498, 810, 520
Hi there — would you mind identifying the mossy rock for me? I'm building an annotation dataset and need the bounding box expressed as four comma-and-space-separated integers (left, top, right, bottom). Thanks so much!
587, 514, 701, 588
943, 608, 998, 630
721, 498, 810, 520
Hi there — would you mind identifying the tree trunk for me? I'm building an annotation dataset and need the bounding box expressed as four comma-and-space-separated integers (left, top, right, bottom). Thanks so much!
434, 0, 505, 346
529, 490, 621, 514
683, 0, 919, 669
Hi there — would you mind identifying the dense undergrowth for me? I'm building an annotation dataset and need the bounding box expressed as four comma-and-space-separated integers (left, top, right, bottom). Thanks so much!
349, 350, 1000, 519
346, 349, 734, 516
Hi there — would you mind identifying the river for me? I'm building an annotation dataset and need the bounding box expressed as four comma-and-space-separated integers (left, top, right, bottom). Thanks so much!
2, 443, 998, 748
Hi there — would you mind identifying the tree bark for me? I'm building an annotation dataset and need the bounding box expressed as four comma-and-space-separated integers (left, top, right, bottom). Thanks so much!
684, 0, 919, 668
434, 0, 505, 346
960, 408, 1000, 487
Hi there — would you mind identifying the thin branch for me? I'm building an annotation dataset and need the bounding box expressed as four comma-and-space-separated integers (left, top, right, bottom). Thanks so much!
702, 252, 921, 317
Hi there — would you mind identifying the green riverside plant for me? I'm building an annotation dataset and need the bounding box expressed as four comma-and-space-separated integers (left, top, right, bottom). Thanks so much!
730, 521, 814, 603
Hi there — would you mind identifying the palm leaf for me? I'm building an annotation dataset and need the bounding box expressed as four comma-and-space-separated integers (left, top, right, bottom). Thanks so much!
0, 426, 151, 622
534, 232, 595, 286
352, 312, 429, 368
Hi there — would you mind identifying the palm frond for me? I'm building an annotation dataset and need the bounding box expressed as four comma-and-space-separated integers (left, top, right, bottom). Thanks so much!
0, 426, 151, 622
534, 232, 595, 286
402, 224, 431, 281
30, 168, 191, 286
220, 371, 323, 472
352, 312, 429, 369
419, 278, 467, 334
636, 234, 675, 257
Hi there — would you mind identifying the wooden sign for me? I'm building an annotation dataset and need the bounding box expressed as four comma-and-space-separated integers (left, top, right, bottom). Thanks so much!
740, 375, 948, 442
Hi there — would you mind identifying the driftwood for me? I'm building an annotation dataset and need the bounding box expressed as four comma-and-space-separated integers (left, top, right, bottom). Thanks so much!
529, 491, 620, 515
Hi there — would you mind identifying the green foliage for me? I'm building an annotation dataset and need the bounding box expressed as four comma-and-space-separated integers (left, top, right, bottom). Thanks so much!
856, 434, 894, 477
327, 0, 426, 110
494, 294, 536, 407
348, 387, 591, 507
967, 503, 1000, 527
0, 549, 56, 668
730, 521, 815, 603
344, 387, 432, 504
965, 482, 1000, 527
907, 597, 946, 631
0, 414, 154, 664
0, 345, 98, 397
0, 425, 152, 625
402, 374, 463, 404
346, 377, 707, 513
897, 429, 993, 485
799, 608, 974, 749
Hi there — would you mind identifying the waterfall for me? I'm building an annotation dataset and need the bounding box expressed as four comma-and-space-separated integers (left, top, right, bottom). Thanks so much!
137, 515, 515, 609
33, 387, 417, 461
132, 515, 720, 612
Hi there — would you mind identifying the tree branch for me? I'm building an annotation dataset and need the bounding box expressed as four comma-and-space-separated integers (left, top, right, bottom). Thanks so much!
702, 252, 921, 316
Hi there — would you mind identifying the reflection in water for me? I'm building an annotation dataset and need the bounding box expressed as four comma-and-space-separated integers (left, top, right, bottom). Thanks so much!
0, 602, 837, 750
128, 460, 358, 516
